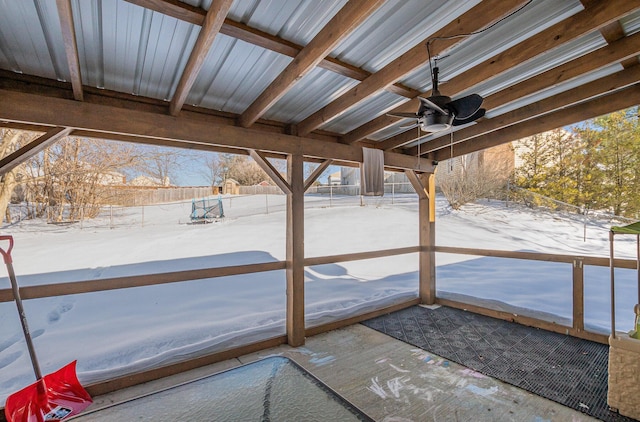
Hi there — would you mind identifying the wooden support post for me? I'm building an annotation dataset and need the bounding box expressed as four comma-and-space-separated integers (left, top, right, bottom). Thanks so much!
573, 258, 584, 332
406, 170, 436, 304
286, 152, 305, 346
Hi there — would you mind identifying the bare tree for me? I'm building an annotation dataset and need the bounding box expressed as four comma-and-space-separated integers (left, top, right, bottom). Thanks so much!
21, 137, 142, 222
0, 129, 41, 222
134, 146, 193, 186
437, 143, 514, 209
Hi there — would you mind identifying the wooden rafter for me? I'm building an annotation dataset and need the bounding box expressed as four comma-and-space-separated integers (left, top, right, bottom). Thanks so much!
55, 0, 83, 101
432, 83, 640, 161
0, 127, 71, 175
342, 0, 640, 145
296, 0, 527, 137
414, 66, 640, 157
169, 0, 234, 116
381, 32, 640, 152
124, 0, 418, 99
238, 0, 386, 128
599, 21, 639, 68
436, 1, 639, 96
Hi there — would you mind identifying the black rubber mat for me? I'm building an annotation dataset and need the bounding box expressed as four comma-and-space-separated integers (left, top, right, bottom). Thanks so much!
362, 305, 637, 422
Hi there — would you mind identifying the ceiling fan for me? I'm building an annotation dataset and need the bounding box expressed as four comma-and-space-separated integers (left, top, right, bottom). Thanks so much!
388, 64, 485, 133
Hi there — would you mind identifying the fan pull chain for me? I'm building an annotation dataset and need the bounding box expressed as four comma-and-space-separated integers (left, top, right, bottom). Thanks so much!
416, 125, 421, 169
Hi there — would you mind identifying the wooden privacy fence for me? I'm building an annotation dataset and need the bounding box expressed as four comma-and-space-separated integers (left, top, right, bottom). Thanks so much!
106, 186, 215, 206
0, 245, 630, 398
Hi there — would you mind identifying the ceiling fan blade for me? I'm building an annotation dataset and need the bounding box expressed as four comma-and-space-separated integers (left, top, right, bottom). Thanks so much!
399, 122, 419, 130
418, 96, 447, 115
452, 108, 485, 126
448, 93, 483, 120
387, 112, 419, 119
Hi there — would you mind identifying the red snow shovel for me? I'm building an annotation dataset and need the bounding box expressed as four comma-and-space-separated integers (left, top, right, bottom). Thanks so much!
1, 235, 92, 422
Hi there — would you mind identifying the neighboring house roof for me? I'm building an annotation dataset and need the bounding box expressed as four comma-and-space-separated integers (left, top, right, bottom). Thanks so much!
130, 175, 171, 187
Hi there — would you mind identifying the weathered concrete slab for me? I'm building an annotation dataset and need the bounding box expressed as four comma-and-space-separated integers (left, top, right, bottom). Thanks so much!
79, 324, 597, 421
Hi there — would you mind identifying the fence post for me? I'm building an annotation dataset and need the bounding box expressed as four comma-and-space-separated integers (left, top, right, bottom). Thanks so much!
572, 257, 585, 333
392, 182, 395, 205
329, 184, 333, 208
141, 205, 145, 227
80, 206, 84, 230
265, 194, 269, 214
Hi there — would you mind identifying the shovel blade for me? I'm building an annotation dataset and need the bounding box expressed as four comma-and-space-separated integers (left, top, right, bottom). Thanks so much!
5, 361, 92, 422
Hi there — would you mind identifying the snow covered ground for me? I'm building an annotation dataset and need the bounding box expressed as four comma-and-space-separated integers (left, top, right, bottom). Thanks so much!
0, 193, 638, 402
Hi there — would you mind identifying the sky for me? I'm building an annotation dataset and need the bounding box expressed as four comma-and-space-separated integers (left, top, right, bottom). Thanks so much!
0, 192, 638, 404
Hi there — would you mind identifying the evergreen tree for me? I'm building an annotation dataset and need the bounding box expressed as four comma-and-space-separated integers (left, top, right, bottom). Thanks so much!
514, 108, 640, 218
574, 108, 640, 216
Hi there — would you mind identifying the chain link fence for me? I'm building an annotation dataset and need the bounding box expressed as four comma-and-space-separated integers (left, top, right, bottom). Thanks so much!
504, 183, 635, 240
5, 182, 420, 232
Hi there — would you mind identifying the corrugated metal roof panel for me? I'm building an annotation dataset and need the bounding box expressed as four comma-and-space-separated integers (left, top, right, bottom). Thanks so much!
227, 0, 347, 45
621, 8, 640, 35
467, 32, 607, 99
263, 67, 358, 123
331, 0, 480, 72
486, 64, 623, 118
320, 91, 408, 134
189, 35, 292, 113
400, 0, 584, 93
0, 0, 68, 80
73, 0, 200, 98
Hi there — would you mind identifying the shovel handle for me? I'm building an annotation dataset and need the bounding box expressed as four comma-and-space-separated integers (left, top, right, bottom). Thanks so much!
0, 235, 13, 264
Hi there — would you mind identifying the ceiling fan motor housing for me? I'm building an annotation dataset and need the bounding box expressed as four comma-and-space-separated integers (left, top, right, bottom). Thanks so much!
420, 112, 454, 132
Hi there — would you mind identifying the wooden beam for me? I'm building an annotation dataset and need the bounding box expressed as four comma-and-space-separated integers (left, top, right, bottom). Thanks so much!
344, 0, 640, 145
437, 298, 608, 344
0, 127, 71, 175
55, 0, 83, 101
341, 100, 418, 145
432, 83, 640, 161
394, 33, 640, 154
409, 64, 640, 155
238, 0, 385, 128
600, 20, 639, 68
0, 261, 286, 303
405, 170, 427, 200
0, 89, 435, 172
406, 170, 436, 305
437, 0, 640, 104
169, 0, 233, 116
286, 152, 305, 346
304, 159, 332, 192
124, 0, 205, 25
124, 0, 417, 99
296, 0, 527, 137
249, 149, 291, 194
84, 335, 288, 398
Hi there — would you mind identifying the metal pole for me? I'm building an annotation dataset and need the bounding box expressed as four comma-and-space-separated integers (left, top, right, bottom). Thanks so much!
141, 205, 145, 227
329, 184, 333, 208
265, 194, 269, 214
610, 230, 616, 338
110, 205, 113, 229
392, 182, 395, 205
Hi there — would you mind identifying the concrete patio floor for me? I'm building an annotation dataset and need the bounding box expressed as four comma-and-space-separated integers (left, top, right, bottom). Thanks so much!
78, 324, 597, 421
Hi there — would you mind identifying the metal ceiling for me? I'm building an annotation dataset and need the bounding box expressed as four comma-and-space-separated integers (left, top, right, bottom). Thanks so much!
0, 0, 639, 165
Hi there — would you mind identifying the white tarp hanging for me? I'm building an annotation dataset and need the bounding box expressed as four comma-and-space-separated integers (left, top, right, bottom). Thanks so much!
360, 147, 384, 196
